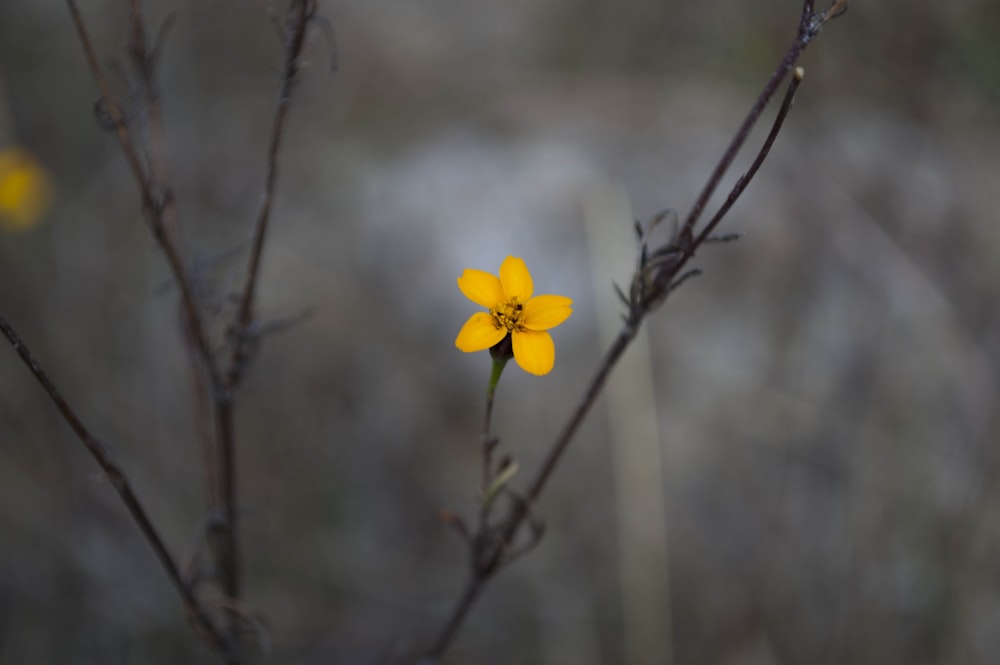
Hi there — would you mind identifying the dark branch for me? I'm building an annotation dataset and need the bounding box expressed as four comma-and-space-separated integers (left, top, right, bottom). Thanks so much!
65, 0, 221, 391
0, 315, 231, 658
211, 0, 319, 636
691, 68, 805, 252
227, 0, 316, 388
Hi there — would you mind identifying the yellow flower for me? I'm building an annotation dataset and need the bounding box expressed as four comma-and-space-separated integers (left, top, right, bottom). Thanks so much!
455, 256, 573, 376
0, 147, 52, 232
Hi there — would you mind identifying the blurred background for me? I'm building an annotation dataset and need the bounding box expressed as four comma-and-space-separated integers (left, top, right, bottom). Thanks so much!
2, 0, 1000, 663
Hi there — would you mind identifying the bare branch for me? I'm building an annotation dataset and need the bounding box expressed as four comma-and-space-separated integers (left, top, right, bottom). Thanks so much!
677, 1, 812, 246
65, 0, 221, 390
211, 0, 321, 635
227, 0, 316, 388
691, 68, 805, 253
0, 315, 231, 658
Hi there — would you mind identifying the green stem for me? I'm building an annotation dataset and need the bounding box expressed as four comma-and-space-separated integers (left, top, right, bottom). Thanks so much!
481, 355, 509, 495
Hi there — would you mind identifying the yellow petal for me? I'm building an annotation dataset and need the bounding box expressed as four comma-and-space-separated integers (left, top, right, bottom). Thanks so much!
455, 312, 506, 352
499, 256, 533, 301
523, 295, 573, 331
457, 269, 504, 309
511, 330, 555, 376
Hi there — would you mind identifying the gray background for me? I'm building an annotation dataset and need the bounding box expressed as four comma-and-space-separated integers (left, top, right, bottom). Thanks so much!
1, 1, 999, 663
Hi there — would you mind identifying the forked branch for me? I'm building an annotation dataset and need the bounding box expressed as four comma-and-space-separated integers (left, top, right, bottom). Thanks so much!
61, 1, 323, 658
66, 0, 221, 391
212, 0, 318, 630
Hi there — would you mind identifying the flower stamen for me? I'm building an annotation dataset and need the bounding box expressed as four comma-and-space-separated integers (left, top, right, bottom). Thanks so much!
491, 299, 525, 332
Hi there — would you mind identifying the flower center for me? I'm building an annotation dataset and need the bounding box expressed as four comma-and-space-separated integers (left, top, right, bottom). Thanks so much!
491, 298, 525, 333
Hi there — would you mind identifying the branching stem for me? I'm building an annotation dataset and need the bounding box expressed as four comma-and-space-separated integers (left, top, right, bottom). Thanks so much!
425, 1, 847, 658
227, 0, 313, 388
66, 0, 221, 391
63, 1, 318, 658
213, 1, 314, 631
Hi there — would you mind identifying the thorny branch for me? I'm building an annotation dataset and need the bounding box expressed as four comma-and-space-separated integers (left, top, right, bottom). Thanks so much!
424, 0, 848, 658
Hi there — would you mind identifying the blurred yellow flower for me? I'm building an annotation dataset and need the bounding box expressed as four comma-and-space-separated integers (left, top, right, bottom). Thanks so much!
455, 256, 573, 376
0, 147, 52, 232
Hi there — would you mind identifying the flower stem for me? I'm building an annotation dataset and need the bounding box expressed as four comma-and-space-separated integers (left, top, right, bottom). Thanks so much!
481, 355, 508, 496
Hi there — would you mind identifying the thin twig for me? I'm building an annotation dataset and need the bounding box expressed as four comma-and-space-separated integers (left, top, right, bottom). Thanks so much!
124, 0, 223, 543
527, 327, 636, 505
0, 315, 230, 658
227, 0, 313, 388
67, 1, 247, 656
127, 0, 184, 251
214, 395, 239, 632
425, 573, 487, 658
674, 0, 845, 276
691, 67, 805, 252
63, 0, 322, 659
677, 2, 811, 246
65, 0, 221, 390
212, 0, 316, 634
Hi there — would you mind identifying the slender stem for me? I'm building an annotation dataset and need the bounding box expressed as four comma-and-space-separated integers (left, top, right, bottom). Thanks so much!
209, 1, 313, 633
677, 0, 813, 244
65, 0, 221, 390
125, 0, 222, 540
425, 574, 487, 658
530, 2, 833, 529
527, 325, 637, 504
691, 68, 805, 252
215, 396, 240, 629
127, 0, 184, 251
227, 0, 312, 388
480, 356, 508, 495
0, 316, 230, 658
493, 324, 641, 562
189, 333, 220, 514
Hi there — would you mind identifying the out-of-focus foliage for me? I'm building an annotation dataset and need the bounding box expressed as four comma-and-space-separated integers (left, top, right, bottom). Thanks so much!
1, 1, 999, 664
